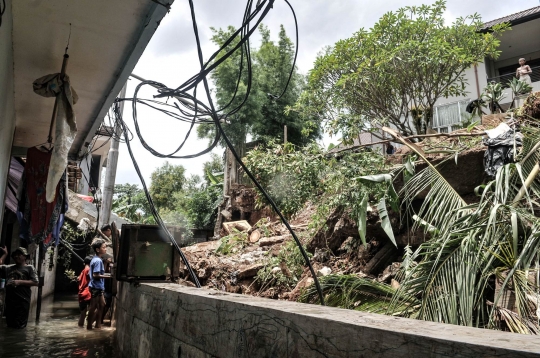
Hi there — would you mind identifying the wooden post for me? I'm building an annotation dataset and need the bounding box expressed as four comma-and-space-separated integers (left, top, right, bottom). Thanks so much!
35, 245, 45, 322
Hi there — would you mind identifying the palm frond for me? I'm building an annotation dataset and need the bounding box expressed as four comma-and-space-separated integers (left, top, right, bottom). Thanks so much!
300, 274, 419, 316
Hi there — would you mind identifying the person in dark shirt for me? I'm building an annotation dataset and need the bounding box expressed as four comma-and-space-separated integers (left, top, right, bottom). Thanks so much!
87, 239, 109, 330
386, 143, 395, 155
0, 246, 39, 329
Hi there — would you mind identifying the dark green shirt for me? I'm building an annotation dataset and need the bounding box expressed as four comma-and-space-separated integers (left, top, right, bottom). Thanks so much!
0, 264, 39, 302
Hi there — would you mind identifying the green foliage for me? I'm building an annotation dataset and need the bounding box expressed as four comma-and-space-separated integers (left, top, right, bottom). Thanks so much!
509, 77, 533, 96
216, 228, 249, 255
481, 81, 506, 114
387, 124, 540, 334
256, 240, 311, 289
149, 161, 186, 211
292, 0, 508, 139
112, 184, 152, 223
59, 220, 91, 281
244, 141, 392, 242
243, 141, 326, 218
300, 274, 418, 315
179, 184, 223, 229
198, 25, 320, 150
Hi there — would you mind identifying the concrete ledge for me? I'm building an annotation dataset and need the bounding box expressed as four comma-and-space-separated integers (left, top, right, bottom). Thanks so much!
116, 282, 540, 358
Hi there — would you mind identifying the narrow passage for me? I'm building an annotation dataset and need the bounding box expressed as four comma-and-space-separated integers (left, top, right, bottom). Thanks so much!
0, 293, 118, 358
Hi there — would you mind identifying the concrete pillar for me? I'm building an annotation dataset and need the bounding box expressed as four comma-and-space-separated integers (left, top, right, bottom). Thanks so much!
99, 84, 126, 228
0, 0, 16, 232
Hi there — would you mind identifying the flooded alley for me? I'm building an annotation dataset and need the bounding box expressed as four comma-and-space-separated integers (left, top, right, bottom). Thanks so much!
0, 294, 118, 358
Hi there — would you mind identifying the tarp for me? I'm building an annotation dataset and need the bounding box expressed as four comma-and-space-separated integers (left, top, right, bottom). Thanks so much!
33, 73, 78, 203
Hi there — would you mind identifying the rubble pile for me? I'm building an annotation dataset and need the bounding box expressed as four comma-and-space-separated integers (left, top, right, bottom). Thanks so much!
178, 117, 509, 302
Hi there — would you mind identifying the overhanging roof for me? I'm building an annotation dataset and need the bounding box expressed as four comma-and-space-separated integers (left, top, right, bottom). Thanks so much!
482, 5, 540, 30
10, 0, 173, 159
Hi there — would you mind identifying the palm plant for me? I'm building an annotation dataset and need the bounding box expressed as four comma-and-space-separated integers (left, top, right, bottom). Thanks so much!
300, 274, 419, 315
387, 124, 540, 334
481, 81, 506, 114
509, 77, 533, 96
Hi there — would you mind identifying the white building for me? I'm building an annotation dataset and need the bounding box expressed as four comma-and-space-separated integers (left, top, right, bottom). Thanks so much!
432, 6, 540, 133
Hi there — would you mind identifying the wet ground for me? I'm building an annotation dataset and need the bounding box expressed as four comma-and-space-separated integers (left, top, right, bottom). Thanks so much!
0, 293, 119, 358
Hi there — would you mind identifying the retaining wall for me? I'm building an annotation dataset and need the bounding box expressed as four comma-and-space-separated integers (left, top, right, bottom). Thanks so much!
116, 282, 540, 358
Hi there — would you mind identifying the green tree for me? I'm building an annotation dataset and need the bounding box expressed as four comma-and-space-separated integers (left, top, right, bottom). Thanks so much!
198, 25, 320, 150
253, 25, 320, 145
112, 184, 153, 223
149, 161, 186, 211
294, 1, 508, 139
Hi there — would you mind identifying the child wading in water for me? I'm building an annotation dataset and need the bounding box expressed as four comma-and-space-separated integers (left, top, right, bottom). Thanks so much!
77, 256, 93, 327
87, 239, 110, 330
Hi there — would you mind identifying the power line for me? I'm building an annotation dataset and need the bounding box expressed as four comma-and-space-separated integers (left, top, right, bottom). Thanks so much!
110, 0, 324, 304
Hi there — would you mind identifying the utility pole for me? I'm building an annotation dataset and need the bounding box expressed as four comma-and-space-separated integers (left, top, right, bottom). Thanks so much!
99, 84, 127, 228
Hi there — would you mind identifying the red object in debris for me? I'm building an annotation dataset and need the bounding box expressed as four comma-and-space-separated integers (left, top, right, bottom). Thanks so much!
77, 194, 94, 203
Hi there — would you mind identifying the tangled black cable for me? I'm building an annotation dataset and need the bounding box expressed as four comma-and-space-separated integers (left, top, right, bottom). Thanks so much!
113, 0, 324, 304
0, 0, 6, 30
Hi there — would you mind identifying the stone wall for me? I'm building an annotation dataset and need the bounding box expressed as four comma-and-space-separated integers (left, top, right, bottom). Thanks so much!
116, 282, 540, 358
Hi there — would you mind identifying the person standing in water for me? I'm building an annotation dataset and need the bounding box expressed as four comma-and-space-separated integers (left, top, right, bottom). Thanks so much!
86, 239, 110, 330
0, 246, 39, 329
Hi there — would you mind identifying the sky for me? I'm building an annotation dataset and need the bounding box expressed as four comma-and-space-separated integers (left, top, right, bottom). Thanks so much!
114, 0, 540, 187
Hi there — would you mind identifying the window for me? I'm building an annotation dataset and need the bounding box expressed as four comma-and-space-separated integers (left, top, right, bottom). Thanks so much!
433, 99, 470, 133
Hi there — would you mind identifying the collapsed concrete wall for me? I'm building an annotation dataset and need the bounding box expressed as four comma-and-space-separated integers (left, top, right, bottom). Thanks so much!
116, 282, 540, 358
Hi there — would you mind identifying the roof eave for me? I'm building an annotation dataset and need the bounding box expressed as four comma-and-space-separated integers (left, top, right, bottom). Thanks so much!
72, 1, 173, 159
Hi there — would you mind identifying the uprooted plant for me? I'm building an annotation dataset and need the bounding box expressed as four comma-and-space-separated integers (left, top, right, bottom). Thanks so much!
302, 120, 540, 334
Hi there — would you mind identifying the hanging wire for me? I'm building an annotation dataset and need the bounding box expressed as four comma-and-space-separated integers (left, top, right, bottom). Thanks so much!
106, 0, 324, 304
0, 0, 6, 29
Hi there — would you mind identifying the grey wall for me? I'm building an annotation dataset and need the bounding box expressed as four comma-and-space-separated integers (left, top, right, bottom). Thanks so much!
0, 0, 16, 230
117, 282, 540, 358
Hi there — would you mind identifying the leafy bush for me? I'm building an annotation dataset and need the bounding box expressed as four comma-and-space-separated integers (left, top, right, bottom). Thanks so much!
256, 240, 312, 289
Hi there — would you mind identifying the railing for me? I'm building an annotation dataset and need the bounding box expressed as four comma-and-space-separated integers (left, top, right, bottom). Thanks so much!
487, 65, 540, 85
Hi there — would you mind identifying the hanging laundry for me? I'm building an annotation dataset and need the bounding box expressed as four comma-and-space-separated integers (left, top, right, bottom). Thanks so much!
33, 73, 78, 203
483, 123, 523, 178
17, 147, 67, 246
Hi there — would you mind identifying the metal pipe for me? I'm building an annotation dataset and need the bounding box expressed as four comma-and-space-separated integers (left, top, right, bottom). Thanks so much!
99, 84, 127, 228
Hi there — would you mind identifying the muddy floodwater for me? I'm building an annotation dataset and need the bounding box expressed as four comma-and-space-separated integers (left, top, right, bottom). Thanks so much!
0, 294, 119, 358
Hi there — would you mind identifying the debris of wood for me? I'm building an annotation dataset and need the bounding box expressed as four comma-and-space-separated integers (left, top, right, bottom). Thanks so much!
364, 243, 398, 275
249, 229, 261, 243
222, 220, 251, 235
259, 235, 287, 247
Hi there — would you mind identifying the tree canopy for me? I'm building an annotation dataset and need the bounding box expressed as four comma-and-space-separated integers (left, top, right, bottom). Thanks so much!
293, 0, 508, 139
197, 24, 321, 150
149, 161, 186, 211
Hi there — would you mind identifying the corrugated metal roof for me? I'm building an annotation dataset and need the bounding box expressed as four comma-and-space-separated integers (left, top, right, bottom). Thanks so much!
482, 6, 540, 30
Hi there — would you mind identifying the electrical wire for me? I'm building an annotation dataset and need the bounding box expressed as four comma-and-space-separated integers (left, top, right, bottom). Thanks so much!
107, 0, 324, 304
0, 0, 5, 30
